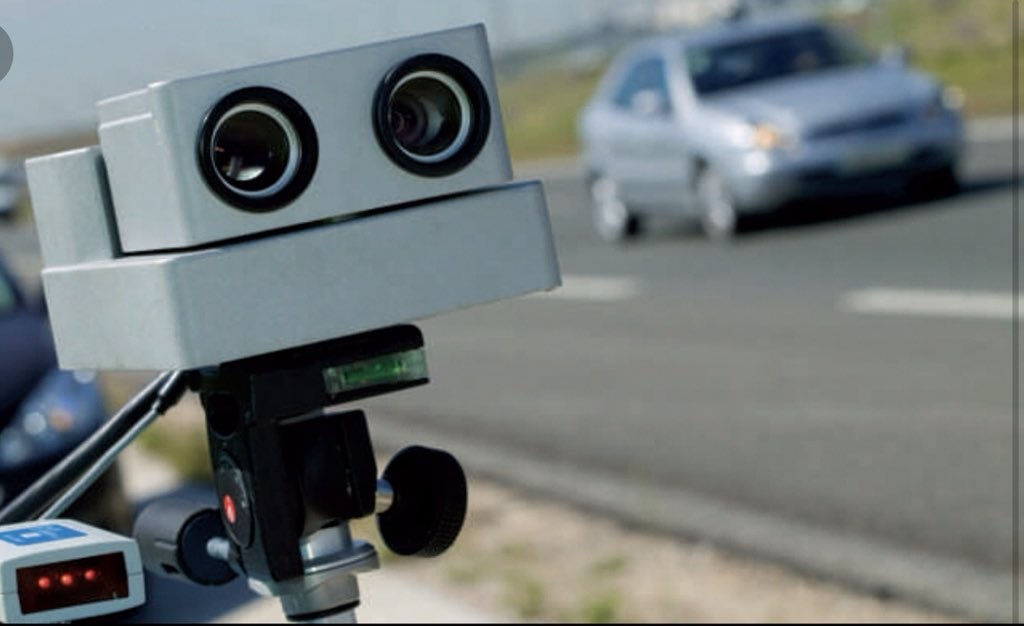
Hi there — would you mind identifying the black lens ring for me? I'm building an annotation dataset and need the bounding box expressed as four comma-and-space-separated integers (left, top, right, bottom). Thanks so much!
373, 54, 491, 177
198, 87, 318, 212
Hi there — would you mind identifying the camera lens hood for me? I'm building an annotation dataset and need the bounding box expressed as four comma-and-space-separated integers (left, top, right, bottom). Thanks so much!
373, 54, 490, 177
198, 87, 318, 212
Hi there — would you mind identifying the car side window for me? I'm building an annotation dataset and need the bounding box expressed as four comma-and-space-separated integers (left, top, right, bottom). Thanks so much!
611, 55, 672, 117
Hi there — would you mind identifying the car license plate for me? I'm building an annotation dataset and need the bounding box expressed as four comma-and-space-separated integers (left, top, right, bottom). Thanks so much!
839, 142, 910, 175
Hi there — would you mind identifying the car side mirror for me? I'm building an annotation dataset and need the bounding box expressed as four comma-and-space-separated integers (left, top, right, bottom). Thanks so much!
879, 43, 910, 68
630, 89, 670, 118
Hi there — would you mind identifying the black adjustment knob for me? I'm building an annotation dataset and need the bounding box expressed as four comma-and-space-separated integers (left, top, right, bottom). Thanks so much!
376, 445, 467, 557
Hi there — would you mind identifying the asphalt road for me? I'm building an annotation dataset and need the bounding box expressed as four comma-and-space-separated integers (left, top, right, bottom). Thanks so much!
360, 136, 1019, 619
0, 131, 1018, 620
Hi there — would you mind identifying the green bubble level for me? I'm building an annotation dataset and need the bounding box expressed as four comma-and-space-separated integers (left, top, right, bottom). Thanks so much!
322, 348, 428, 395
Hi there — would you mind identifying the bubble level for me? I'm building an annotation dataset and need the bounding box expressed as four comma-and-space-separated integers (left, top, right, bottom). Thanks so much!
322, 348, 428, 395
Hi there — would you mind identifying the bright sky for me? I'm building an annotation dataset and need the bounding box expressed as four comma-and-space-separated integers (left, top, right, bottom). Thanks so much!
0, 0, 625, 140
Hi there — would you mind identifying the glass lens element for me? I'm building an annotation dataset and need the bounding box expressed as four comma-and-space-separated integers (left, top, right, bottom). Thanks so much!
388, 75, 466, 158
212, 108, 293, 193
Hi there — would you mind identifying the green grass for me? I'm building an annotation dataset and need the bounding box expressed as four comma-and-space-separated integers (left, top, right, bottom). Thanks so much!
850, 0, 1019, 118
445, 562, 488, 585
502, 571, 547, 619
496, 63, 605, 162
99, 374, 215, 484
587, 555, 627, 579
917, 42, 1015, 117
860, 0, 1013, 54
135, 421, 213, 484
577, 590, 623, 624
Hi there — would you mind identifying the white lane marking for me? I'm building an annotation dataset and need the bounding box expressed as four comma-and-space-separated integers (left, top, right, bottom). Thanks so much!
967, 117, 1017, 143
531, 274, 641, 302
840, 287, 1018, 320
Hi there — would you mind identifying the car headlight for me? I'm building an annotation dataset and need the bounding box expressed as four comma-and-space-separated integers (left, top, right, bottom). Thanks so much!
726, 120, 793, 151
749, 123, 792, 150
941, 85, 965, 111
0, 370, 106, 472
924, 86, 965, 118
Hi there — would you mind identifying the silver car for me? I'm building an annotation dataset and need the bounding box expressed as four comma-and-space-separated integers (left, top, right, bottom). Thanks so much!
577, 15, 964, 241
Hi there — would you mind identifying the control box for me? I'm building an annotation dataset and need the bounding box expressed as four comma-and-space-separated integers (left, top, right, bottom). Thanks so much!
0, 519, 144, 623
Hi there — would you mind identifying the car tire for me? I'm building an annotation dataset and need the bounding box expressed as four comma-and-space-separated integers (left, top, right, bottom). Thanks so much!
909, 164, 960, 200
696, 167, 739, 242
590, 174, 640, 243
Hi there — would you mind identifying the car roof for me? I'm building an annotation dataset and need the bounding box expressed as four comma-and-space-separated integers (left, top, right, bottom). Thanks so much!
678, 13, 825, 49
598, 13, 829, 99
624, 13, 825, 58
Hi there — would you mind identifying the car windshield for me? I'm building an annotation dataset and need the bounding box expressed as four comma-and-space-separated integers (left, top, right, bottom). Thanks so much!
685, 25, 872, 95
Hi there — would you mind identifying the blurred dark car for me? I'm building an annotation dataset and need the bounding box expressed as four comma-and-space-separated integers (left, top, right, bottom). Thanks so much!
0, 253, 131, 532
0, 157, 25, 221
578, 14, 964, 241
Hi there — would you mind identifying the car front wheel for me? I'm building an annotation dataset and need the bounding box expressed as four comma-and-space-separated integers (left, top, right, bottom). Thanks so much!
590, 175, 640, 243
696, 167, 739, 242
908, 164, 960, 200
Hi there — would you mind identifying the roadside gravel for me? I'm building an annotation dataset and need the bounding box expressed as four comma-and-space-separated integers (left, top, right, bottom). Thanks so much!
366, 474, 963, 623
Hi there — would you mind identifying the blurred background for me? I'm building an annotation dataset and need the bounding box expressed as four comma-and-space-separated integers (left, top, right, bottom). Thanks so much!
0, 0, 1018, 622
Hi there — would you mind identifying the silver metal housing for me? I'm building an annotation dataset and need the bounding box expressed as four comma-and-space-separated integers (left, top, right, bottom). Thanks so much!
97, 23, 511, 253
26, 25, 560, 371
27, 146, 559, 370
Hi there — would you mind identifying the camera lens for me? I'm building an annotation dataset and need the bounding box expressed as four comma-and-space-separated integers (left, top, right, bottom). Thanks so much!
211, 103, 298, 197
199, 87, 318, 212
387, 71, 470, 163
374, 54, 490, 177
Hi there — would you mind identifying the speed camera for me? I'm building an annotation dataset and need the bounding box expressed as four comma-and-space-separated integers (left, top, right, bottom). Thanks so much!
94, 24, 510, 252
26, 24, 561, 370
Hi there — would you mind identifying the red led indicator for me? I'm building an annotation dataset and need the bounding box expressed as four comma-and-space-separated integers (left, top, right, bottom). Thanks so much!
17, 552, 129, 615
223, 494, 237, 525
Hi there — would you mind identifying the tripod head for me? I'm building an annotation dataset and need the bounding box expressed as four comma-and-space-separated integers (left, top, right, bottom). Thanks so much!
133, 324, 469, 621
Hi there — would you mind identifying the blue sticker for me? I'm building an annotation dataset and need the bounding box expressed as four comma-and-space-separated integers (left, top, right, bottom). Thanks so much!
0, 524, 86, 546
